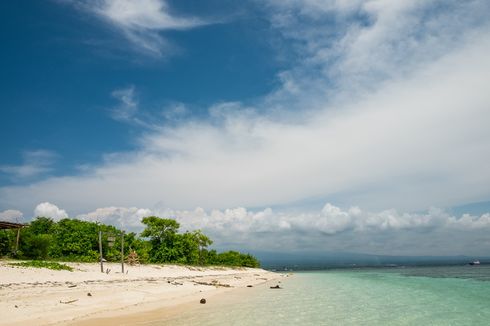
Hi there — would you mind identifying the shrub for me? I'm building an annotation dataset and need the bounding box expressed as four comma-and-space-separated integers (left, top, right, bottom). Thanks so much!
10, 260, 73, 271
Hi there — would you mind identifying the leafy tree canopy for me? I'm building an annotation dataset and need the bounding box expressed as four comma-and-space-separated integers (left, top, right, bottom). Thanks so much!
0, 215, 260, 268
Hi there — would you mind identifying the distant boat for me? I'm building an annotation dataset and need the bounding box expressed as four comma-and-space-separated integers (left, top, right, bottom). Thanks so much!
469, 260, 480, 266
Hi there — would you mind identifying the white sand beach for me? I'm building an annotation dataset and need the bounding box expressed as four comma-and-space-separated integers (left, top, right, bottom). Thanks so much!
0, 260, 280, 326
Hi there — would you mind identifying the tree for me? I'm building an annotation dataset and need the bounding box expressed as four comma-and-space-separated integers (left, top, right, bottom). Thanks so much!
141, 217, 180, 243
192, 230, 213, 265
211, 250, 260, 267
49, 219, 99, 261
140, 216, 181, 263
19, 233, 52, 259
239, 253, 261, 268
29, 217, 55, 235
206, 249, 218, 265
216, 250, 242, 266
174, 232, 198, 264
0, 230, 14, 257
16, 217, 56, 259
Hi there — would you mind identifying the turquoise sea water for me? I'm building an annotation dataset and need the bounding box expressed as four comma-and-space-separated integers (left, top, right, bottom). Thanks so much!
158, 265, 490, 325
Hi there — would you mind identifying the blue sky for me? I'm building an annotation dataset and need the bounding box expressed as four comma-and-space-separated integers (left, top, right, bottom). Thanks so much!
0, 0, 283, 183
1, 0, 490, 255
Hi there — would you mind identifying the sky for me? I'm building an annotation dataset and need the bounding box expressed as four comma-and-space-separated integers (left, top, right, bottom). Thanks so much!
1, 0, 490, 256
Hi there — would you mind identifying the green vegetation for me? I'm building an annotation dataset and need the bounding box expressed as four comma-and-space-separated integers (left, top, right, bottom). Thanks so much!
0, 216, 260, 268
0, 230, 14, 257
9, 260, 73, 271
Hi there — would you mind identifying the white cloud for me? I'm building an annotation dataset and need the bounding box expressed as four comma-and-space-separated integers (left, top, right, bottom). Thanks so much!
450, 213, 490, 230
25, 201, 490, 255
0, 150, 58, 180
265, 0, 490, 103
0, 210, 23, 223
0, 165, 48, 180
162, 102, 188, 121
110, 85, 141, 122
159, 203, 490, 255
172, 203, 490, 237
4, 34, 488, 214
76, 206, 152, 229
75, 0, 206, 56
110, 87, 189, 126
34, 202, 68, 221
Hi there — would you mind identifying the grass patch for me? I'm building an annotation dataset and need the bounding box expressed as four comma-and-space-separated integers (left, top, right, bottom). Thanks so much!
9, 260, 73, 271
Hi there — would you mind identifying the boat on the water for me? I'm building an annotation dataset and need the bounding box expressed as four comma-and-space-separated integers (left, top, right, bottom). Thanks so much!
469, 260, 480, 265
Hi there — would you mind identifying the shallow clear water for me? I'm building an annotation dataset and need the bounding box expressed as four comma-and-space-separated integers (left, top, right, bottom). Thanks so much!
156, 265, 490, 325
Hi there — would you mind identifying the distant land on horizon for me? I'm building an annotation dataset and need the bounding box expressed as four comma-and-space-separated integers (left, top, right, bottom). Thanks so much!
256, 251, 488, 270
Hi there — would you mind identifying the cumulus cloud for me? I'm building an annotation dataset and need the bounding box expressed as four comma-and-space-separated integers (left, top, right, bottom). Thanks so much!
73, 0, 206, 56
154, 203, 490, 255
24, 201, 490, 255
171, 203, 490, 236
34, 202, 68, 221
450, 213, 490, 230
76, 206, 152, 229
0, 209, 23, 223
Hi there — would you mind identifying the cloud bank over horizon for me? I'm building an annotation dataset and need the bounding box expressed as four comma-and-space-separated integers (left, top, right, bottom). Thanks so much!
3, 201, 490, 256
1, 0, 490, 254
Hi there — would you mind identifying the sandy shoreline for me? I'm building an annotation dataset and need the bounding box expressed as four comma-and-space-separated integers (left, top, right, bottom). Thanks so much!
0, 260, 280, 326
